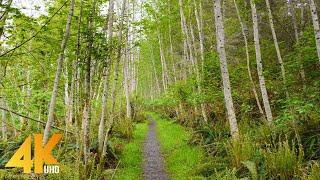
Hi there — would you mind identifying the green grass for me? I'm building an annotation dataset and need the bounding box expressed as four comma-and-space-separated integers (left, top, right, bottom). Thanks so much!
151, 113, 207, 180
114, 123, 148, 180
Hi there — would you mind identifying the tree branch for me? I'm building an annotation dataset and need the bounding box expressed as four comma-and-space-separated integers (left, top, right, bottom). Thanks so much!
0, 106, 74, 134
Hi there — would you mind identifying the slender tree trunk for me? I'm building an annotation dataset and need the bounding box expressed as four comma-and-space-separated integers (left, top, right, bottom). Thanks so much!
194, 0, 205, 74
179, 0, 196, 68
180, 6, 190, 81
74, 0, 83, 130
43, 0, 75, 144
1, 98, 7, 141
288, 0, 299, 41
193, 0, 209, 123
250, 0, 273, 123
265, 0, 288, 97
214, 0, 239, 140
151, 47, 161, 95
98, 0, 114, 155
64, 65, 72, 126
180, 0, 204, 122
124, 17, 132, 119
168, 15, 177, 83
233, 0, 265, 117
309, 0, 320, 62
26, 64, 32, 127
124, 50, 132, 119
135, 49, 140, 92
169, 3, 182, 119
182, 41, 189, 81
82, 0, 96, 168
0, 0, 12, 41
102, 0, 127, 159
157, 31, 169, 91
288, 0, 307, 89
69, 63, 75, 126
189, 20, 203, 117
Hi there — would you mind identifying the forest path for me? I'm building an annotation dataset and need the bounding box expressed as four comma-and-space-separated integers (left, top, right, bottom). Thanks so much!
142, 115, 168, 180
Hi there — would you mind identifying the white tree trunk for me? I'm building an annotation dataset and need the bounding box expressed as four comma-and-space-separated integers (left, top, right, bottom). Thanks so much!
64, 65, 72, 126
98, 0, 114, 155
214, 0, 239, 140
0, 0, 13, 42
250, 0, 273, 123
288, 0, 306, 89
179, 0, 196, 68
194, 0, 208, 123
310, 0, 320, 62
157, 31, 169, 91
233, 0, 265, 117
102, 0, 127, 159
124, 55, 132, 119
74, 0, 83, 130
151, 47, 161, 95
43, 0, 75, 145
82, 0, 97, 167
124, 19, 132, 119
288, 0, 299, 41
265, 0, 287, 97
1, 98, 7, 141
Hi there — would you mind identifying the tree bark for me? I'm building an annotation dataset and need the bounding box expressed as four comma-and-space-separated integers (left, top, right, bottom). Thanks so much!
43, 0, 75, 145
168, 4, 177, 83
288, 0, 306, 89
74, 0, 83, 130
179, 0, 196, 68
214, 0, 239, 140
157, 31, 169, 91
1, 98, 7, 141
98, 0, 115, 155
194, 0, 208, 123
102, 0, 127, 159
288, 0, 299, 41
0, 0, 13, 41
233, 0, 265, 117
64, 64, 72, 126
151, 47, 161, 95
265, 0, 288, 98
124, 49, 132, 119
250, 0, 273, 123
309, 0, 320, 62
124, 14, 132, 119
82, 0, 97, 167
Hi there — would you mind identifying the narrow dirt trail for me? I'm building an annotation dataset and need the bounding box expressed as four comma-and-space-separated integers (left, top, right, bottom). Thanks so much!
142, 116, 168, 180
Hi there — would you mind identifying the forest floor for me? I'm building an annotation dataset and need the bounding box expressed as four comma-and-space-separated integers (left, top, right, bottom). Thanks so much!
114, 113, 207, 180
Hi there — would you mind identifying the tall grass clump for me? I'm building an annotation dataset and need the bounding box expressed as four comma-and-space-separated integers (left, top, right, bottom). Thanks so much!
226, 136, 261, 169
264, 140, 304, 179
113, 118, 134, 139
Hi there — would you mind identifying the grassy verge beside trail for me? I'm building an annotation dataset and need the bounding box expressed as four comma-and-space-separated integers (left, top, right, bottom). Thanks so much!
114, 123, 148, 180
150, 113, 208, 180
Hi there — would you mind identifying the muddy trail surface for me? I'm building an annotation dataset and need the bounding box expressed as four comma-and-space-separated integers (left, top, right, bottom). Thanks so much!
142, 116, 168, 180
